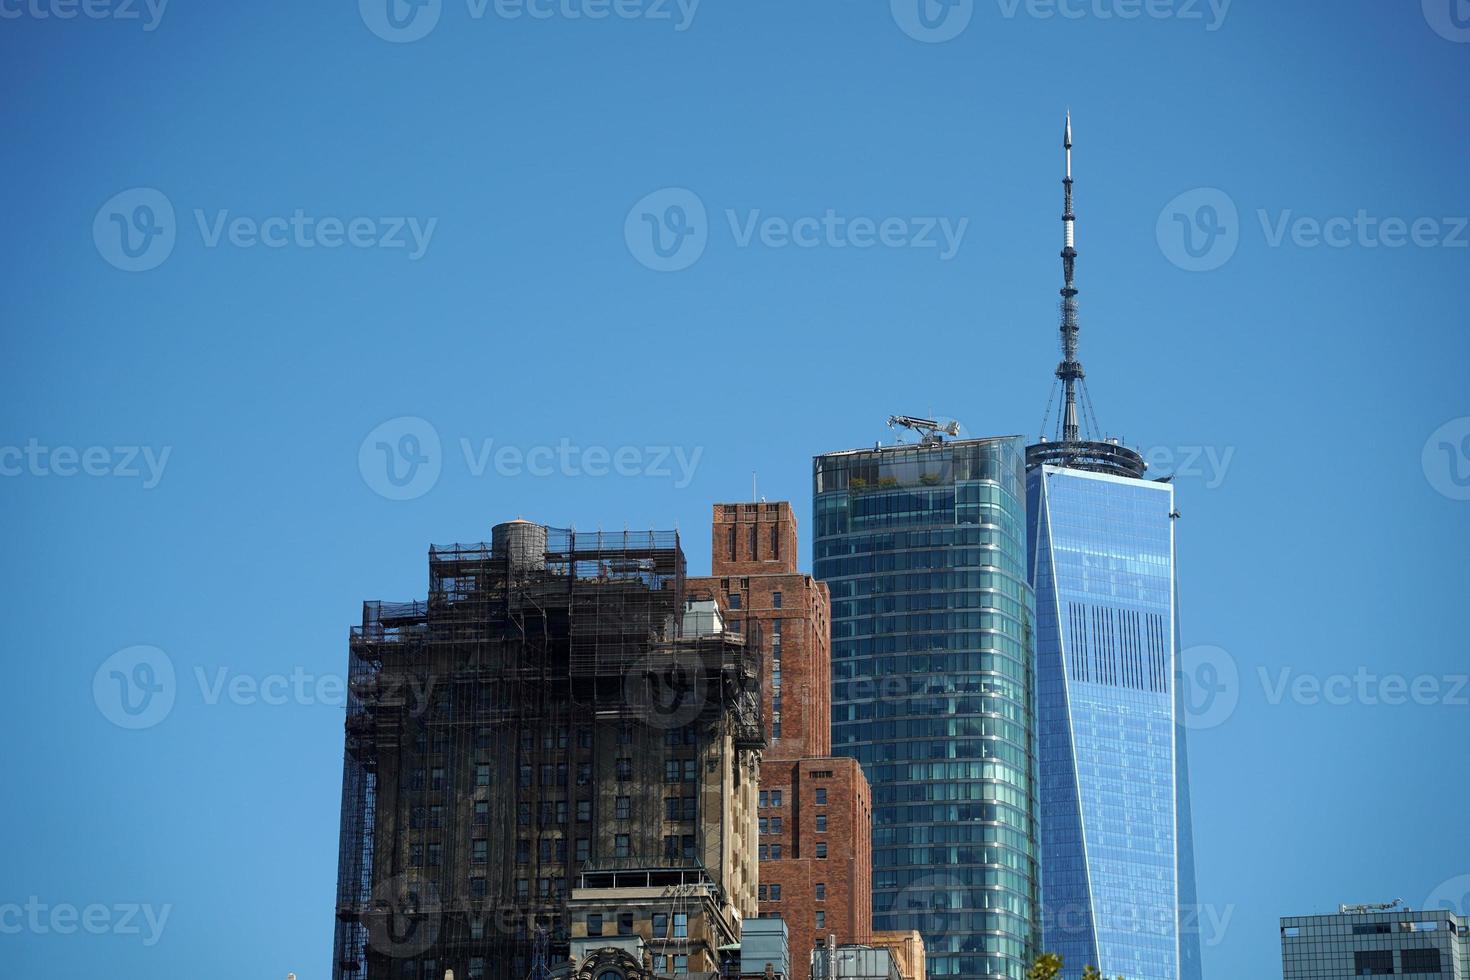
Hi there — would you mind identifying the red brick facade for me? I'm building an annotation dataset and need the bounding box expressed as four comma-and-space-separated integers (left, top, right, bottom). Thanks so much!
690, 502, 872, 980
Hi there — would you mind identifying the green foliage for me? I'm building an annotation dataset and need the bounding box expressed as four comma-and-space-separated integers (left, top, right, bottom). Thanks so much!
1029, 955, 1125, 980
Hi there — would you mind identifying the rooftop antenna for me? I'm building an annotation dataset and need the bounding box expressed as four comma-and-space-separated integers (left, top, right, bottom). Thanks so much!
1339, 899, 1404, 915
1056, 109, 1086, 444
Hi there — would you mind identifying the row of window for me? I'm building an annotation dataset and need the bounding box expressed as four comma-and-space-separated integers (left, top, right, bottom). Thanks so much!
758, 842, 828, 860
585, 911, 688, 938
757, 882, 826, 901
757, 788, 829, 807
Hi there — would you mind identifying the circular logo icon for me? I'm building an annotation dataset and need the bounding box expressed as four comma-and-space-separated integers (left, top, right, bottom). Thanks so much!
365, 874, 443, 959
625, 188, 708, 273
93, 645, 177, 730
1157, 187, 1239, 273
1422, 417, 1470, 501
360, 0, 442, 43
1423, 0, 1470, 43
623, 650, 709, 731
1424, 875, 1470, 916
891, 0, 974, 43
888, 871, 969, 939
94, 188, 177, 273
359, 417, 442, 501
1179, 644, 1239, 731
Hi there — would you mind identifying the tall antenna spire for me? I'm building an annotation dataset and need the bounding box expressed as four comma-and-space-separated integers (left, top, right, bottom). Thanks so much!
1057, 110, 1084, 443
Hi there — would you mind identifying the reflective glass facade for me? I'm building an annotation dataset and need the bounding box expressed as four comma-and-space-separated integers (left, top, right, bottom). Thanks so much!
813, 437, 1039, 980
1026, 465, 1201, 980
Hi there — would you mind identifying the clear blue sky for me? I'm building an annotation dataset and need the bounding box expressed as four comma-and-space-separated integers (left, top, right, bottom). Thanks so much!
2, 1, 1467, 978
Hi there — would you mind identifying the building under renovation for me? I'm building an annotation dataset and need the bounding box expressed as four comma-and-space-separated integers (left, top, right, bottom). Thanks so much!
332, 521, 766, 980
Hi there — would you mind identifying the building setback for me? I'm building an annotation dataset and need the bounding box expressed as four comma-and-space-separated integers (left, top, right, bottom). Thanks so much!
1280, 904, 1468, 979
813, 435, 1040, 980
689, 501, 874, 980
331, 521, 764, 980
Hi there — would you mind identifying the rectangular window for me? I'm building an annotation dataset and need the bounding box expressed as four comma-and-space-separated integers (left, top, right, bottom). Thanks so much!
770, 844, 781, 859
770, 884, 781, 901
759, 818, 768, 834
683, 796, 696, 820
772, 591, 782, 609
468, 957, 485, 980
618, 913, 633, 936
816, 842, 827, 859
410, 842, 423, 867
514, 878, 528, 901
616, 758, 633, 781
749, 525, 757, 559
426, 842, 442, 866
518, 802, 531, 826
587, 913, 603, 937
729, 593, 741, 610
771, 817, 782, 833
815, 814, 827, 832
518, 765, 532, 788
759, 790, 769, 807
730, 619, 741, 633
472, 839, 487, 864
674, 913, 688, 938
616, 796, 631, 819
653, 912, 669, 936
474, 801, 489, 825
815, 883, 825, 900
429, 805, 443, 828
815, 788, 827, 805
757, 884, 767, 901
772, 791, 782, 807
771, 525, 779, 558
615, 834, 630, 858
577, 763, 592, 786
665, 835, 680, 858
684, 759, 697, 782
727, 526, 736, 558
516, 839, 530, 864
576, 837, 589, 861
815, 911, 826, 929
470, 876, 485, 897
1402, 949, 1441, 973
475, 764, 490, 787
675, 956, 688, 973
665, 760, 681, 783
576, 800, 591, 823
759, 844, 768, 861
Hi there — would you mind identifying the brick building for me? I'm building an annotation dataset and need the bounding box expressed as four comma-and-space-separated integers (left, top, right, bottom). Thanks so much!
690, 502, 873, 980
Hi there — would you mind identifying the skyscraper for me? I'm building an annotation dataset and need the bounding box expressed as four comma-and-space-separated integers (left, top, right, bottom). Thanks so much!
1025, 115, 1203, 980
814, 429, 1040, 980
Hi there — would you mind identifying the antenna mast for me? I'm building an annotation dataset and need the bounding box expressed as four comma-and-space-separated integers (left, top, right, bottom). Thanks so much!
1058, 110, 1085, 443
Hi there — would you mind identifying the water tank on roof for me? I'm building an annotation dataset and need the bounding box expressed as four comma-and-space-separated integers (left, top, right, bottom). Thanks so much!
492, 520, 547, 572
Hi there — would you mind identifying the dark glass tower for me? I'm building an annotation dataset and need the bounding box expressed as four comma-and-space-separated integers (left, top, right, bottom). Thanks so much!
1025, 116, 1203, 980
813, 434, 1040, 980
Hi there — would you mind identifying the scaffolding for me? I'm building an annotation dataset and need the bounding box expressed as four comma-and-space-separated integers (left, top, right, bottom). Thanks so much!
333, 525, 764, 980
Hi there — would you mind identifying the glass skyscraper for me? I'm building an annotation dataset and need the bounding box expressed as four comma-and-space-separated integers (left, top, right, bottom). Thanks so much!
813, 435, 1040, 980
1025, 460, 1202, 980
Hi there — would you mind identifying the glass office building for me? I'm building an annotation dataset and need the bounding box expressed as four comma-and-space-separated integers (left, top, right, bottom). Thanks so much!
1026, 460, 1202, 980
813, 436, 1039, 980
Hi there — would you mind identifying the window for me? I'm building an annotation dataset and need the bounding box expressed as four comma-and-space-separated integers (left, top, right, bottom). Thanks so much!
618, 913, 633, 936
556, 801, 567, 825
429, 805, 443, 828
587, 913, 603, 937
654, 912, 669, 936
618, 722, 632, 744
682, 834, 695, 859
759, 791, 769, 807
673, 913, 688, 937
727, 526, 736, 558
576, 837, 590, 861
519, 765, 532, 788
410, 842, 423, 867
675, 956, 688, 973
615, 834, 630, 858
749, 525, 758, 559
474, 801, 489, 825
616, 796, 631, 819
471, 918, 485, 940
772, 791, 782, 807
1402, 949, 1441, 974
730, 619, 742, 634
518, 802, 531, 826
577, 763, 592, 786
516, 840, 530, 864
410, 768, 425, 790
616, 757, 633, 781
426, 843, 442, 867
539, 839, 553, 862
576, 801, 591, 822
759, 845, 768, 861
515, 878, 528, 901
578, 729, 593, 749
770, 844, 782, 859
684, 759, 697, 782
771, 817, 782, 833
472, 839, 487, 864
665, 834, 681, 858
816, 842, 827, 859
1354, 951, 1395, 975
729, 593, 741, 610
772, 590, 782, 609
759, 818, 768, 834
665, 760, 681, 783
468, 958, 485, 980
771, 525, 780, 558
815, 814, 827, 832
815, 911, 825, 929
757, 885, 767, 901
815, 788, 827, 805
475, 764, 490, 787
1354, 924, 1392, 935
815, 883, 826, 900
769, 884, 781, 901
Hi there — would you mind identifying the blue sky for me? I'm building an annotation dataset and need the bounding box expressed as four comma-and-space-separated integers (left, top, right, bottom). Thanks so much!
2, 1, 1468, 978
